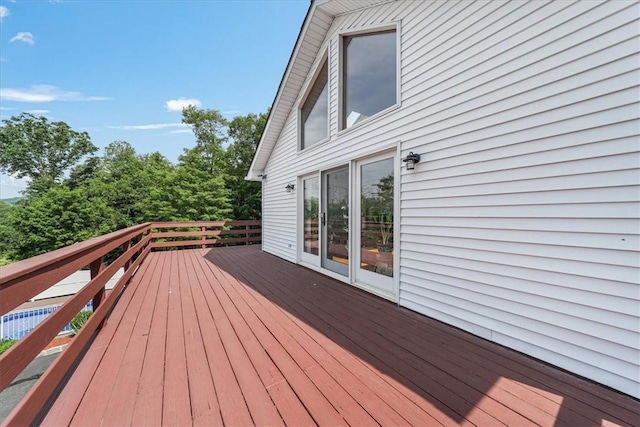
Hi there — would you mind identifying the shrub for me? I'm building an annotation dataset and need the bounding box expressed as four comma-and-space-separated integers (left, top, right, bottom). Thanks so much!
71, 310, 92, 335
0, 338, 17, 355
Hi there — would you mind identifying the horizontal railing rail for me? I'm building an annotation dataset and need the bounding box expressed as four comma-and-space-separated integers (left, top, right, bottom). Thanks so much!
0, 220, 260, 426
150, 220, 261, 249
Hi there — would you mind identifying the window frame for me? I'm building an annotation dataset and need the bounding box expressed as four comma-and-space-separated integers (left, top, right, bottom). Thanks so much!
298, 51, 330, 151
338, 22, 401, 133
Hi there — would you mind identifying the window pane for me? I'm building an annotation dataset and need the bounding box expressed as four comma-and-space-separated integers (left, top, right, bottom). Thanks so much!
343, 30, 396, 129
303, 177, 319, 255
301, 61, 328, 149
326, 168, 349, 266
360, 158, 394, 277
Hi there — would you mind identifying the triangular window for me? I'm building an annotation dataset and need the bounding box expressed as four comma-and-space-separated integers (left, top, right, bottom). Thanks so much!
301, 60, 329, 149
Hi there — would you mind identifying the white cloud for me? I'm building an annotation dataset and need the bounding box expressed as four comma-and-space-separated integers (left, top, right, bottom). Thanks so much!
165, 97, 201, 112
0, 85, 109, 103
10, 32, 34, 45
25, 109, 49, 115
169, 129, 192, 134
0, 6, 9, 21
109, 122, 187, 131
0, 174, 29, 199
0, 107, 15, 111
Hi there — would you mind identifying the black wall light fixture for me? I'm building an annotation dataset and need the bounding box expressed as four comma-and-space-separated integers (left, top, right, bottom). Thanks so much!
402, 152, 421, 170
285, 183, 295, 193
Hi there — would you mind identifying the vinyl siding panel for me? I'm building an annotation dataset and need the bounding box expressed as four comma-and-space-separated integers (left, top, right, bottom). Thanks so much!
260, 0, 640, 397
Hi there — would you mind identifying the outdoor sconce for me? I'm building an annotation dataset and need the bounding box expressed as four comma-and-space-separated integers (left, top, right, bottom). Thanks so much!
402, 152, 421, 170
285, 183, 295, 193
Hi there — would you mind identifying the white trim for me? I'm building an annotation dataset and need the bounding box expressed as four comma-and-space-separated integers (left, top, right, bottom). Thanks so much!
393, 142, 401, 299
301, 259, 396, 302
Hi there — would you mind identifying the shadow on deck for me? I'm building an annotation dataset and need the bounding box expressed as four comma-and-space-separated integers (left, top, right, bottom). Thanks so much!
38, 246, 639, 426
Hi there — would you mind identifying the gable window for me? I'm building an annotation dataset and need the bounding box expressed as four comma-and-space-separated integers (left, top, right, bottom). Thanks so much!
301, 60, 329, 149
342, 29, 397, 130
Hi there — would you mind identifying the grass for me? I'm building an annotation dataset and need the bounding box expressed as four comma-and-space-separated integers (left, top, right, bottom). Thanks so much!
71, 310, 92, 335
0, 338, 17, 355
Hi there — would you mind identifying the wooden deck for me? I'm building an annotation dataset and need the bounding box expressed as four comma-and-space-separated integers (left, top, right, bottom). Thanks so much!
39, 246, 638, 426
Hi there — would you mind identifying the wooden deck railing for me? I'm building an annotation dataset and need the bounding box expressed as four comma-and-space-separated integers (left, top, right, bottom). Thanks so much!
0, 220, 260, 426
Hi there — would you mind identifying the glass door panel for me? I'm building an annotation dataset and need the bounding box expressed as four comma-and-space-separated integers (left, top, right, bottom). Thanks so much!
322, 166, 349, 276
355, 155, 395, 295
303, 177, 319, 256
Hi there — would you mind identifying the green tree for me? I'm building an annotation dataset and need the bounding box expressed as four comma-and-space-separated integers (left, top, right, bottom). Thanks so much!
181, 106, 228, 173
0, 201, 14, 265
226, 112, 267, 220
169, 106, 234, 221
171, 147, 232, 221
135, 152, 178, 222
0, 113, 97, 194
81, 142, 178, 226
3, 185, 117, 259
87, 141, 143, 228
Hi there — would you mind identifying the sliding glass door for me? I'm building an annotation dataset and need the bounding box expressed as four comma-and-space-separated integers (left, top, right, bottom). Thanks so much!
299, 154, 396, 298
321, 166, 349, 276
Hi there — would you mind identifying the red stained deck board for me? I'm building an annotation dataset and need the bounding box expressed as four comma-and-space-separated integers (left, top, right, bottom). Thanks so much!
236, 254, 535, 427
264, 254, 632, 425
177, 251, 224, 427
100, 251, 164, 427
198, 255, 379, 426
37, 246, 639, 427
289, 267, 632, 426
130, 251, 171, 427
200, 251, 412, 426
192, 254, 347, 427
213, 248, 500, 426
210, 246, 639, 427
68, 248, 158, 426
194, 276, 284, 425
221, 272, 447, 425
161, 251, 192, 426
181, 251, 255, 426
41, 254, 158, 426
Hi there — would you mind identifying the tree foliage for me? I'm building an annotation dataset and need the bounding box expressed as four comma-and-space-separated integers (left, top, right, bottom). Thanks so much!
3, 185, 117, 260
0, 107, 265, 263
0, 113, 97, 195
227, 112, 267, 220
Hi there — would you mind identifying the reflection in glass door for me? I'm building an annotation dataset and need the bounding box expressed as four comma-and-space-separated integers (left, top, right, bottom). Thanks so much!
356, 156, 394, 295
322, 167, 349, 276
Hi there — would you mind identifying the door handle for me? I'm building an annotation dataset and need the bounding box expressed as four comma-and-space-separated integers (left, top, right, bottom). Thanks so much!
321, 212, 326, 226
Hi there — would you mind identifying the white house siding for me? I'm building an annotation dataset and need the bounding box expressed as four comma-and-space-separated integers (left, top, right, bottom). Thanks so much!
260, 0, 640, 397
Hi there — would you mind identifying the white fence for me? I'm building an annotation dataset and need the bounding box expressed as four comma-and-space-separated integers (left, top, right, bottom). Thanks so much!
1, 268, 124, 340
0, 302, 93, 340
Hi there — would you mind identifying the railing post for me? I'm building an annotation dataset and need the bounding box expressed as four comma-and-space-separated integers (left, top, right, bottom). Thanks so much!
246, 224, 250, 245
90, 257, 105, 329
201, 226, 206, 249
123, 239, 131, 271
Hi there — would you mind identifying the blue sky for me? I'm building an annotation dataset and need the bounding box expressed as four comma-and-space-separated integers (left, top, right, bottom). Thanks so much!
0, 0, 309, 198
